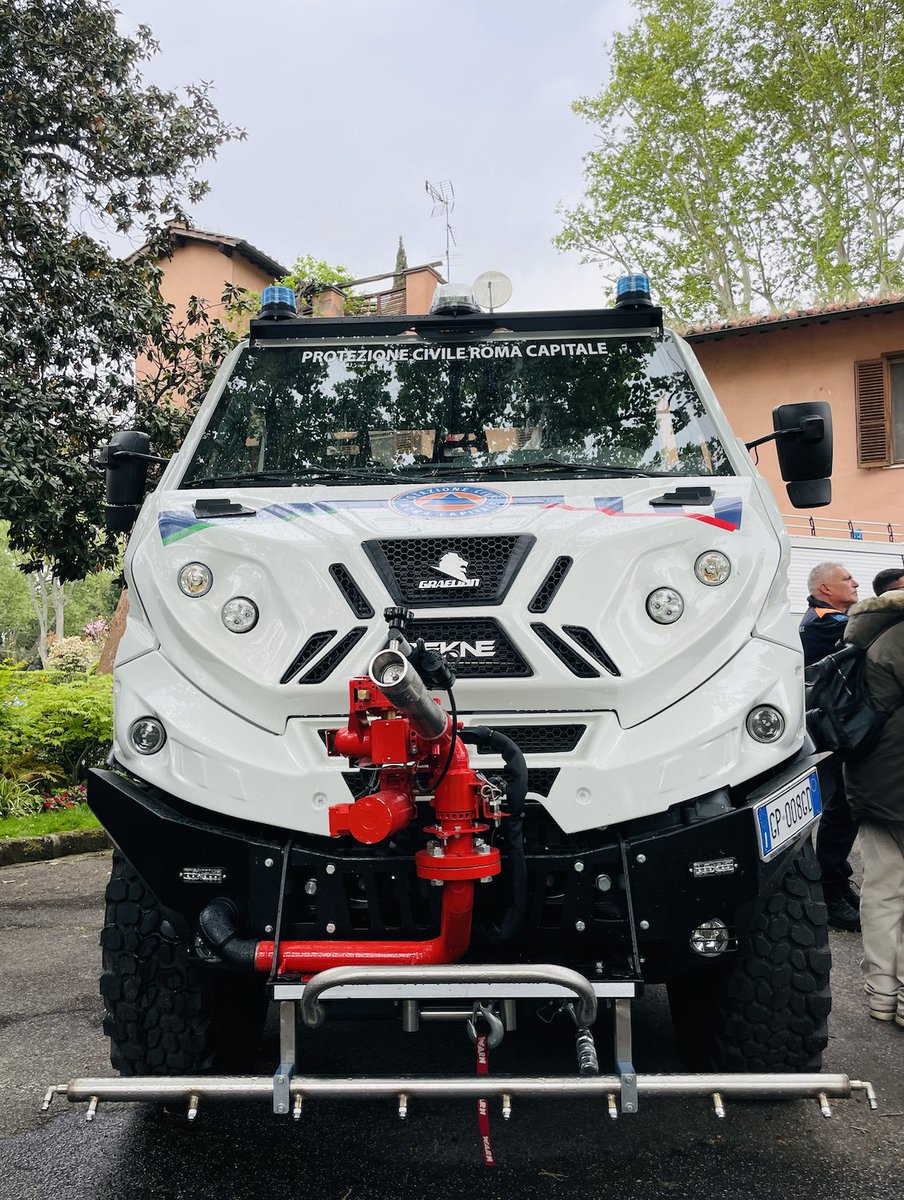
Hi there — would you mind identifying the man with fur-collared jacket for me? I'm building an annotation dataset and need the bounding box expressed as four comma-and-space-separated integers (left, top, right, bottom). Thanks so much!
842, 588, 904, 1027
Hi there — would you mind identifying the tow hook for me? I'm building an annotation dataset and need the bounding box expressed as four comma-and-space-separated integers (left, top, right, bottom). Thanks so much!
466, 1001, 505, 1050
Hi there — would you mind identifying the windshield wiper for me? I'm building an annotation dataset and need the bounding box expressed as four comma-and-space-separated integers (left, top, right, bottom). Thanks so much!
183, 466, 412, 489
429, 460, 669, 478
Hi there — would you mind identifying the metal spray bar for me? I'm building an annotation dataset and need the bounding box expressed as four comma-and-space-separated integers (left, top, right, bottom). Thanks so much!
43, 1072, 877, 1108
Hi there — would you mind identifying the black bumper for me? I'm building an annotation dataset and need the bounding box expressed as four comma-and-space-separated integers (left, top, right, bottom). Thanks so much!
88, 750, 829, 984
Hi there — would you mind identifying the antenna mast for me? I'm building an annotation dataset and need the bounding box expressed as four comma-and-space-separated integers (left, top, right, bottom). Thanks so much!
425, 179, 456, 280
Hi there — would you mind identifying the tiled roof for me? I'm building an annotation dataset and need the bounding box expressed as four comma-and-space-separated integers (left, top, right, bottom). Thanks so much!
681, 294, 904, 342
124, 221, 289, 278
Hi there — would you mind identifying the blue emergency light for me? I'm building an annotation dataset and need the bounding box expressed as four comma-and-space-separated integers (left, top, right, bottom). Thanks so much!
615, 273, 653, 308
259, 285, 297, 320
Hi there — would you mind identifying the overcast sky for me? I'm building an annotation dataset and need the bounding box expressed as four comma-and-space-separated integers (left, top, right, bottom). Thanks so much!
111, 1, 635, 311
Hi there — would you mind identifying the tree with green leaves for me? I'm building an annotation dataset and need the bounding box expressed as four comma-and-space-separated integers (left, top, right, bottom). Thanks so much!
0, 0, 242, 581
556, 0, 904, 320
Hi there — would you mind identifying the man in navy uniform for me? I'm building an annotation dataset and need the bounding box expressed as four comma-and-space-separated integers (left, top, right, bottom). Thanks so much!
800, 562, 861, 930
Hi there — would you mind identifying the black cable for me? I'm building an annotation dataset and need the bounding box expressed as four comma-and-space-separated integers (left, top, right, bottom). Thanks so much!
430, 685, 458, 792
267, 835, 294, 987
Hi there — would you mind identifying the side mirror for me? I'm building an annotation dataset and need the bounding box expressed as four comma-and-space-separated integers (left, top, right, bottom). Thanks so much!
773, 402, 832, 508
746, 402, 833, 509
100, 431, 152, 532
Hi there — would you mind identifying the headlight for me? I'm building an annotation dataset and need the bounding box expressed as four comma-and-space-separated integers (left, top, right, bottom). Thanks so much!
695, 551, 731, 586
646, 587, 684, 624
746, 705, 785, 742
222, 596, 259, 633
690, 918, 731, 957
129, 717, 166, 755
178, 562, 213, 597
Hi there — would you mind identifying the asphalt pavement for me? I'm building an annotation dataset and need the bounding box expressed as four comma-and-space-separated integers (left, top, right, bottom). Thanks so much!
0, 850, 901, 1200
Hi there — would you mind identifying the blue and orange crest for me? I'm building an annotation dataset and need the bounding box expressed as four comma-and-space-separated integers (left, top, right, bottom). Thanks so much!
390, 484, 510, 519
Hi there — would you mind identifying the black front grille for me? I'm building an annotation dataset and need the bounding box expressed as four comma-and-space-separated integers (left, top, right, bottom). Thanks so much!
562, 626, 620, 676
364, 535, 534, 608
329, 564, 374, 619
531, 623, 599, 678
528, 557, 573, 613
298, 627, 367, 683
406, 617, 532, 678
527, 768, 560, 797
472, 724, 585, 754
281, 631, 336, 684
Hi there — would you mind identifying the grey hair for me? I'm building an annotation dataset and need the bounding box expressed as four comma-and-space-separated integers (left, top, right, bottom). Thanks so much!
807, 562, 845, 594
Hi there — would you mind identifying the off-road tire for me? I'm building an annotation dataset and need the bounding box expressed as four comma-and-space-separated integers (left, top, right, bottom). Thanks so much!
100, 851, 268, 1076
667, 842, 831, 1072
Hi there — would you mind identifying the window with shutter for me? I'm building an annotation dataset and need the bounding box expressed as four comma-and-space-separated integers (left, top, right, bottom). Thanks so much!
855, 358, 891, 467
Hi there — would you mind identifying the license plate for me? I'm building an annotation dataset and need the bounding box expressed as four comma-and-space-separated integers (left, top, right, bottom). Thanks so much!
754, 770, 822, 861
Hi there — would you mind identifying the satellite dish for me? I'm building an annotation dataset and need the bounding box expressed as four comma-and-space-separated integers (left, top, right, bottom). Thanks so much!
472, 270, 513, 312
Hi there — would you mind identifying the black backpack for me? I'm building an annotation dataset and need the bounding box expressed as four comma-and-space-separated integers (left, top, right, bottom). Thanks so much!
805, 632, 888, 761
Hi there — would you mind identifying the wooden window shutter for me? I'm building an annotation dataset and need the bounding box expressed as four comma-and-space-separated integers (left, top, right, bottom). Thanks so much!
855, 359, 891, 467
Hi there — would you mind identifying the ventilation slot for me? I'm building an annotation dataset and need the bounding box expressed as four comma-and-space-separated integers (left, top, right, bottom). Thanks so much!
329, 563, 375, 619
531, 624, 599, 678
472, 724, 585, 755
562, 626, 621, 676
526, 768, 560, 797
281, 631, 336, 684
298, 627, 367, 684
528, 557, 573, 613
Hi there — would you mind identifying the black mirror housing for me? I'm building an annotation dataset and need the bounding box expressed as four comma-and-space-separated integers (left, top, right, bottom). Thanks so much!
772, 402, 833, 509
103, 431, 151, 531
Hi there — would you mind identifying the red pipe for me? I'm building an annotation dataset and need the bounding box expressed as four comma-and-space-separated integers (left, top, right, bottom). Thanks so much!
253, 880, 474, 975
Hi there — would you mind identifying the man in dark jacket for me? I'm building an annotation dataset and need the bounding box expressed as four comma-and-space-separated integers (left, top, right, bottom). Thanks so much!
842, 589, 904, 1025
800, 562, 861, 930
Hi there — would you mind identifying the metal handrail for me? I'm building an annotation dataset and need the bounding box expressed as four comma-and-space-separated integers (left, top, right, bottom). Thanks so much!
300, 963, 599, 1029
783, 514, 903, 543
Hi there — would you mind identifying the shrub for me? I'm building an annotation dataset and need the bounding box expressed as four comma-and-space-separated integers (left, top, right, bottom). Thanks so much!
0, 775, 42, 819
46, 636, 100, 677
0, 668, 113, 787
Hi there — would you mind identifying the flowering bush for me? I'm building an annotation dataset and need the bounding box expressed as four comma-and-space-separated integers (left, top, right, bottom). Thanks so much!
46, 636, 99, 677
41, 783, 87, 811
83, 618, 110, 642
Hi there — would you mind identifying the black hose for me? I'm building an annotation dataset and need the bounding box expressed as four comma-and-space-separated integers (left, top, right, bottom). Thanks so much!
429, 686, 458, 792
198, 897, 258, 970
459, 726, 528, 942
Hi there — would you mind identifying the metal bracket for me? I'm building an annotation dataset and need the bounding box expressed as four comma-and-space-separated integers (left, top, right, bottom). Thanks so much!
614, 998, 637, 1114
273, 1000, 297, 1115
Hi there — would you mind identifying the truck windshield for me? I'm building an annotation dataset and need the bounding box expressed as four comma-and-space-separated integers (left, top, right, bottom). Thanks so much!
181, 334, 732, 486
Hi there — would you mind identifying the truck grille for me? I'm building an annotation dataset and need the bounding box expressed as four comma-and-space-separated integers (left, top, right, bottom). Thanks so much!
471, 725, 585, 754
363, 535, 534, 608
406, 617, 532, 677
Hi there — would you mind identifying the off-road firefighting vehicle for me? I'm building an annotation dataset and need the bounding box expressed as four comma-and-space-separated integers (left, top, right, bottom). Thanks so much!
45, 276, 877, 1131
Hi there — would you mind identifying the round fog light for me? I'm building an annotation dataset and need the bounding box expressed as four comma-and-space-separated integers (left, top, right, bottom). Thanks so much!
646, 587, 684, 624
695, 550, 731, 586
129, 717, 166, 755
222, 596, 259, 633
178, 562, 212, 597
690, 918, 730, 957
746, 705, 785, 743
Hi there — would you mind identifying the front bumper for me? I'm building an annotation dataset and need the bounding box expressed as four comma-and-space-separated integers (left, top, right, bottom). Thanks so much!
88, 748, 829, 984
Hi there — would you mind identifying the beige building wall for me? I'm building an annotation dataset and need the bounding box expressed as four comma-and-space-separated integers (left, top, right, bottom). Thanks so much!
688, 311, 904, 532
156, 240, 277, 328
